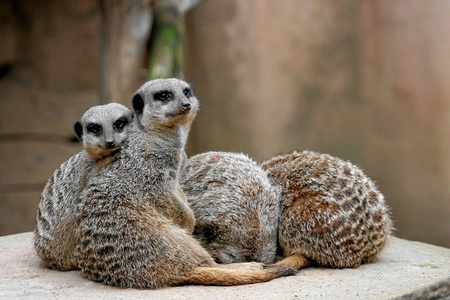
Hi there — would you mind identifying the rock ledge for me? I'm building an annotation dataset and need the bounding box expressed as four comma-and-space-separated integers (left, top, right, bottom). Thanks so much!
0, 233, 449, 299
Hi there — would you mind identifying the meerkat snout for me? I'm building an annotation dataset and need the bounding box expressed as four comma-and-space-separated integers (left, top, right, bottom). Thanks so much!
182, 103, 191, 111
105, 140, 116, 148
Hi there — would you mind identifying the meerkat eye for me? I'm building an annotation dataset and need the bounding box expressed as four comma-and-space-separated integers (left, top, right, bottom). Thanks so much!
154, 91, 171, 101
115, 120, 124, 129
183, 88, 191, 97
87, 123, 102, 134
114, 117, 128, 131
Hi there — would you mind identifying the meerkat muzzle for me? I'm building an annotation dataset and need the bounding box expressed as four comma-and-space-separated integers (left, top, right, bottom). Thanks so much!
182, 103, 191, 111
105, 140, 116, 148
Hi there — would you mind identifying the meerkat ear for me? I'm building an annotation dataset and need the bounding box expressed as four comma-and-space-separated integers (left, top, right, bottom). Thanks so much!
74, 121, 83, 141
131, 93, 144, 116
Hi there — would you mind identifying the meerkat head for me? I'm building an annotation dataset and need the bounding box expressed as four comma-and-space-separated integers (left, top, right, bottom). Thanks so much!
73, 103, 133, 160
130, 78, 199, 131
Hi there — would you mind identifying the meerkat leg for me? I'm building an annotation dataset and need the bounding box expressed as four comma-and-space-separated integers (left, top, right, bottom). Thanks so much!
182, 265, 297, 286
271, 254, 310, 270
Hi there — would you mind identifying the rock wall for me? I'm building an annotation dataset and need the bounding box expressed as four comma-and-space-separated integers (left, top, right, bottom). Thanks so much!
0, 1, 101, 235
184, 0, 450, 247
0, 0, 150, 236
0, 0, 448, 248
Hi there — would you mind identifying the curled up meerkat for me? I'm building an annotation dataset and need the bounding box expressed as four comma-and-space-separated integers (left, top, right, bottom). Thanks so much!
74, 78, 296, 289
34, 103, 133, 270
180, 151, 280, 265
261, 150, 393, 270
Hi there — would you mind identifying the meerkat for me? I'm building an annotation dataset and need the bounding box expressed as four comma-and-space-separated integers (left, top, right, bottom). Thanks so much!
180, 151, 280, 265
34, 103, 133, 271
261, 150, 392, 270
74, 78, 296, 289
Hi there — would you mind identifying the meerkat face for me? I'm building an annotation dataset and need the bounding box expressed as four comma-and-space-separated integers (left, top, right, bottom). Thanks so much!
131, 78, 199, 130
74, 103, 133, 160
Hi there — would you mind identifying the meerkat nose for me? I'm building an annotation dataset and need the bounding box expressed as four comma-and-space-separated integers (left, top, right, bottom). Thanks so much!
181, 103, 191, 111
105, 140, 116, 148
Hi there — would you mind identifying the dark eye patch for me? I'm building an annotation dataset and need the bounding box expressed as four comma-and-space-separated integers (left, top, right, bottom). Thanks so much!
183, 88, 191, 97
114, 117, 129, 131
154, 90, 171, 101
87, 123, 102, 135
132, 93, 144, 116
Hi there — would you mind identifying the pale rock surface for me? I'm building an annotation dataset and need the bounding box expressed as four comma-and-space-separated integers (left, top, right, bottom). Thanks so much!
0, 232, 449, 299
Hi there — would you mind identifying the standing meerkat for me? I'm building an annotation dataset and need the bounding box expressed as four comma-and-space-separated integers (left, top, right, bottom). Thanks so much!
34, 103, 133, 271
180, 151, 280, 265
261, 150, 392, 270
75, 78, 296, 289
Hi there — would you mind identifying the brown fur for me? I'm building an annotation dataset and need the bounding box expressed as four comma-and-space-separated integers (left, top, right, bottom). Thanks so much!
183, 266, 295, 286
262, 150, 393, 269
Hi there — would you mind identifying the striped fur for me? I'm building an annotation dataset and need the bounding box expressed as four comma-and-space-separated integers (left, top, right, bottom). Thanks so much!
262, 150, 393, 269
34, 103, 132, 270
180, 151, 280, 264
34, 152, 92, 270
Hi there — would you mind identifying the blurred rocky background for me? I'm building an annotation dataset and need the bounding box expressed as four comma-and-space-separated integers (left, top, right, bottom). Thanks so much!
0, 0, 449, 248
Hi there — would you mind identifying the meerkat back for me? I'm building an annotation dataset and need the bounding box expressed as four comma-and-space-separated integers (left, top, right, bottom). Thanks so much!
34, 103, 133, 270
180, 151, 280, 264
262, 150, 392, 269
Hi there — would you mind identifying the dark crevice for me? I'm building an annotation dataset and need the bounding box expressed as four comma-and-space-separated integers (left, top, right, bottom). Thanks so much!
0, 64, 12, 79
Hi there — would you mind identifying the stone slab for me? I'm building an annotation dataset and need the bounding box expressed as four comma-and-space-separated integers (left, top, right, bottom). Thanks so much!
0, 233, 449, 299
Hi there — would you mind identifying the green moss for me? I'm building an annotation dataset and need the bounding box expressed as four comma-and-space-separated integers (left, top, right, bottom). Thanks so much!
147, 4, 185, 80
418, 263, 442, 269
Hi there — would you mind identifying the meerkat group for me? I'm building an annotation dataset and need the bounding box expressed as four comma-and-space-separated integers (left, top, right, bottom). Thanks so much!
35, 78, 392, 289
180, 150, 392, 269
35, 79, 295, 289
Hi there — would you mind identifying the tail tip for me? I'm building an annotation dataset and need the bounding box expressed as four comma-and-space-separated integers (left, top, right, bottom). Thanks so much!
272, 265, 298, 277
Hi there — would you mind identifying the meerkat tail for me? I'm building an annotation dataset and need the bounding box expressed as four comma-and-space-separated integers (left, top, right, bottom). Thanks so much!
182, 266, 297, 286
215, 262, 265, 271
270, 254, 310, 270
